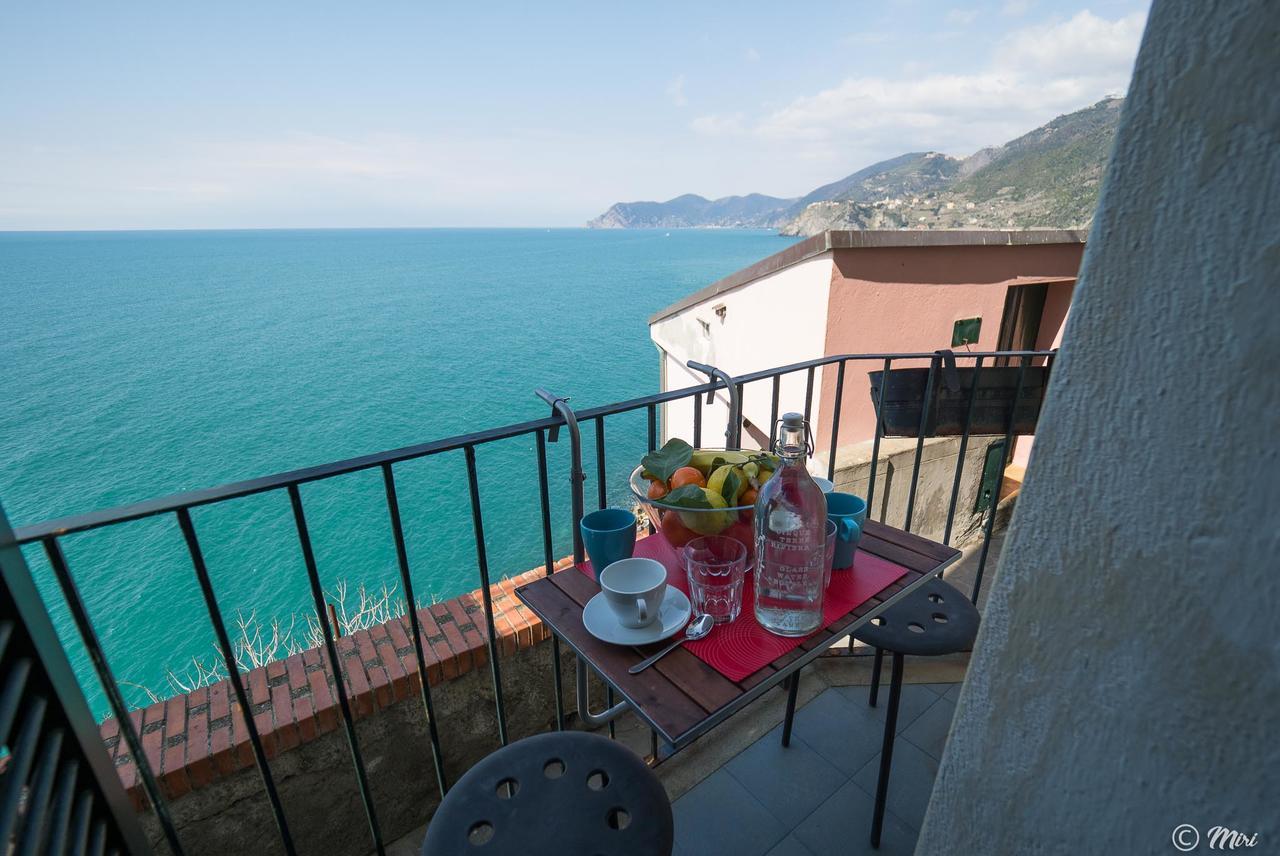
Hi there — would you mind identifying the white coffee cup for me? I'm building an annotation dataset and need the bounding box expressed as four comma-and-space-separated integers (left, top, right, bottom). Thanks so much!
599, 558, 668, 629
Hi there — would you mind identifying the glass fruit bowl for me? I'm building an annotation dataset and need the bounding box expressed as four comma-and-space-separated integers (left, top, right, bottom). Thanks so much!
628, 448, 780, 562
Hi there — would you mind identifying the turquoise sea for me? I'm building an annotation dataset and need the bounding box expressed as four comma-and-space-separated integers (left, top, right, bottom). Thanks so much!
0, 228, 794, 716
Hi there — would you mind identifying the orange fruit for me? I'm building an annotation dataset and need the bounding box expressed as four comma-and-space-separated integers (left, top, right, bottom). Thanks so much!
739, 487, 758, 506
660, 512, 698, 549
669, 466, 706, 490
647, 479, 668, 500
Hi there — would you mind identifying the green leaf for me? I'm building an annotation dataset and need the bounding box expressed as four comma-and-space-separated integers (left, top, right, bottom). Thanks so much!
640, 438, 693, 483
720, 469, 742, 505
662, 484, 713, 509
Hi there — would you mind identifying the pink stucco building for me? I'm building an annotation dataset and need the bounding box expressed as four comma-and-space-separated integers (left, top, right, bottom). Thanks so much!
649, 230, 1085, 472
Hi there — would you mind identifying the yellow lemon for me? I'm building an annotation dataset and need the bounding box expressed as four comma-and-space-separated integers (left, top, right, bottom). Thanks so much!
679, 488, 733, 535
707, 464, 747, 505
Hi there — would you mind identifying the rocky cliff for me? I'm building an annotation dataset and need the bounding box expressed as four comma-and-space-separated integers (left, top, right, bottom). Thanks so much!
589, 98, 1124, 236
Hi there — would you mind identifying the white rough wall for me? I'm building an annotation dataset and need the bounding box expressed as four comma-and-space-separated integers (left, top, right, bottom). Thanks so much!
917, 1, 1280, 852
651, 255, 834, 449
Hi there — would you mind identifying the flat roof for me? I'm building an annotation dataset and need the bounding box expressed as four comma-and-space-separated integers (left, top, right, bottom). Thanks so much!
649, 229, 1088, 324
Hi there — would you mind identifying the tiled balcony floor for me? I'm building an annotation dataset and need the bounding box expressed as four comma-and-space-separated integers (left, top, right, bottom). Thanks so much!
671, 681, 960, 856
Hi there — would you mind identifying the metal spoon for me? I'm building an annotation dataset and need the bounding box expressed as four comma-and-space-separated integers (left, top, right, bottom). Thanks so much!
629, 614, 714, 674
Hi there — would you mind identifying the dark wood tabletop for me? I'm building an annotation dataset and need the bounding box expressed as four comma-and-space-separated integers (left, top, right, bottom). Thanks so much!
515, 519, 960, 750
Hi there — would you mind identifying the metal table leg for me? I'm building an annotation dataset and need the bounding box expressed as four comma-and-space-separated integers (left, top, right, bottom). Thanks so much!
576, 657, 631, 728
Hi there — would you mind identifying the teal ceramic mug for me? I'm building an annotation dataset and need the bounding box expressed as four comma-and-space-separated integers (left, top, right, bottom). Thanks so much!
826, 492, 868, 570
580, 508, 637, 582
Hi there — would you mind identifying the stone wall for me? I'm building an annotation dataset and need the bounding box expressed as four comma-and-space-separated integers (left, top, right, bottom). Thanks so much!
831, 435, 1002, 547
103, 563, 578, 855
917, 1, 1280, 851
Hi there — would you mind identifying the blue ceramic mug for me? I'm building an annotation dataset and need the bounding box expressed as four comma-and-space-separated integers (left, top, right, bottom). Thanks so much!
826, 492, 868, 570
580, 508, 637, 581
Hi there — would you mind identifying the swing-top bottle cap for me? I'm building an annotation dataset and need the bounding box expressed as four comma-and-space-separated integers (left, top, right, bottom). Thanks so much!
781, 412, 804, 430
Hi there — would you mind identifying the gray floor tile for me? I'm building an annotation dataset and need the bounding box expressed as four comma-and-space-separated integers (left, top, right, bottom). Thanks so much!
902, 697, 956, 760
673, 768, 788, 856
764, 834, 819, 856
726, 723, 849, 827
917, 682, 960, 697
832, 681, 939, 735
792, 779, 919, 856
852, 739, 940, 831
789, 688, 886, 776
944, 682, 962, 702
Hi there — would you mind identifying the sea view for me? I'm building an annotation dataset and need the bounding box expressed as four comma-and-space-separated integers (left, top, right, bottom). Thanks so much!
0, 227, 794, 714
5, 3, 1263, 854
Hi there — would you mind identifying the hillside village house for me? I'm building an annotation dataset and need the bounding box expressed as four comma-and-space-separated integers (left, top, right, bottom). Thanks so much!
651, 230, 1083, 542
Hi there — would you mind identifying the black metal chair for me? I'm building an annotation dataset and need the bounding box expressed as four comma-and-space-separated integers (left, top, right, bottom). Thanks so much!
421, 730, 674, 856
856, 577, 979, 847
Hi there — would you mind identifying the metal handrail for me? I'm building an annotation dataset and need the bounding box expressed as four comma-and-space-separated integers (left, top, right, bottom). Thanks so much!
3, 346, 1059, 854
536, 389, 631, 730
11, 348, 1055, 545
686, 360, 741, 449
536, 389, 587, 564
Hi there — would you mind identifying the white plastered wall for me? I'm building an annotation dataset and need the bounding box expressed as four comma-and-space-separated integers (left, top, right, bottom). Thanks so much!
650, 254, 835, 459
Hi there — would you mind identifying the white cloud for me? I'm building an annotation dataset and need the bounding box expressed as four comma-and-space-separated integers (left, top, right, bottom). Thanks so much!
745, 47, 761, 63
997, 10, 1147, 77
754, 10, 1146, 157
690, 113, 746, 136
666, 74, 688, 107
946, 8, 979, 25
1002, 0, 1032, 15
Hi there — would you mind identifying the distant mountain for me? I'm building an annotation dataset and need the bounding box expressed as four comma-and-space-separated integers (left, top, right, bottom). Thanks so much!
588, 98, 1124, 236
785, 151, 962, 215
587, 192, 797, 229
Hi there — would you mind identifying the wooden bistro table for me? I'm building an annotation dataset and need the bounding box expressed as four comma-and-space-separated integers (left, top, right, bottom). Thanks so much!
515, 519, 961, 754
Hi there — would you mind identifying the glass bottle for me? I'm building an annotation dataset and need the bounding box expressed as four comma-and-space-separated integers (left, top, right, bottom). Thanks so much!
754, 412, 827, 636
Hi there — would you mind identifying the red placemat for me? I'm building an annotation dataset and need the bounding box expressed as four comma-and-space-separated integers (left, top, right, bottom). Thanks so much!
578, 534, 907, 683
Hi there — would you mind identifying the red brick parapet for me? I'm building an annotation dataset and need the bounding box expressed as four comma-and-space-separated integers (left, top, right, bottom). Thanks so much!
99, 557, 578, 809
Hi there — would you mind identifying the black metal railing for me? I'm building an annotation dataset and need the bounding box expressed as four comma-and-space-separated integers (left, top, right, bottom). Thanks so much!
2, 348, 1054, 855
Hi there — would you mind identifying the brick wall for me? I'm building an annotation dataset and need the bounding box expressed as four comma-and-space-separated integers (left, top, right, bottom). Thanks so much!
100, 557, 577, 813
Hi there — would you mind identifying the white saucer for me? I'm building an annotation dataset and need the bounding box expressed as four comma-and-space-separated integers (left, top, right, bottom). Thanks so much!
583, 587, 692, 646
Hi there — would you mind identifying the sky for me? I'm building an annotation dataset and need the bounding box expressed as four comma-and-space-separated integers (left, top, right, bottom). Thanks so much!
0, 1, 1151, 230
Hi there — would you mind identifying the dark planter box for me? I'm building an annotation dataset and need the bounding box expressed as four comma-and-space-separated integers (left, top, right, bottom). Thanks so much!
868, 358, 1051, 437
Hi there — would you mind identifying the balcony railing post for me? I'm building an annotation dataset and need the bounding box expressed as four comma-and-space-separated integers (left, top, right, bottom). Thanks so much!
536, 389, 587, 563
536, 389, 629, 729
463, 445, 511, 747
288, 484, 385, 855
35, 535, 179, 856
866, 358, 891, 512
826, 360, 847, 482
903, 353, 942, 533
943, 356, 985, 546
687, 361, 740, 449
534, 430, 566, 732
379, 464, 450, 795
0, 502, 155, 856
177, 508, 297, 853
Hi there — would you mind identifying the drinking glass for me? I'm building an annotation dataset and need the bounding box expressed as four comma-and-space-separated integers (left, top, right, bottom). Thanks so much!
683, 536, 747, 624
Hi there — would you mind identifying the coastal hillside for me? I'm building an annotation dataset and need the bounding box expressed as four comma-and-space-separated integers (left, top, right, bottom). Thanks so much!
589, 98, 1123, 236
588, 192, 797, 229
784, 151, 962, 216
